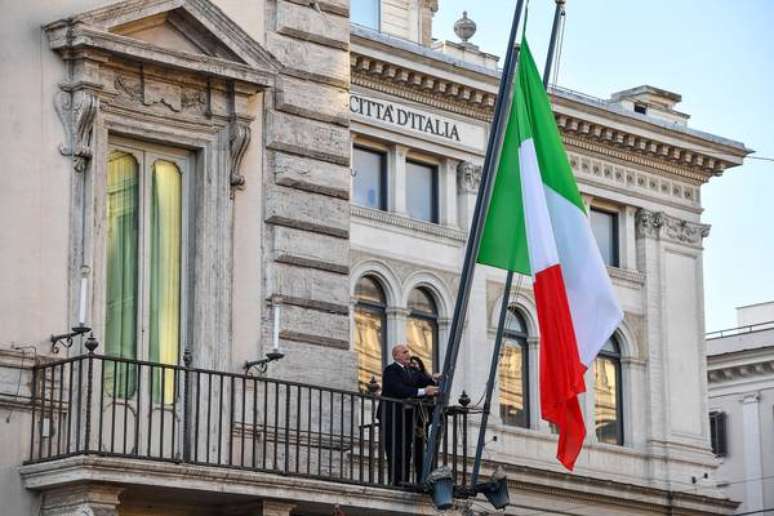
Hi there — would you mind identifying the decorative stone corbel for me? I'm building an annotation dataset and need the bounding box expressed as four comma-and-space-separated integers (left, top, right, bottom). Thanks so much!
636, 208, 710, 245
457, 160, 482, 194
229, 118, 251, 195
54, 88, 99, 173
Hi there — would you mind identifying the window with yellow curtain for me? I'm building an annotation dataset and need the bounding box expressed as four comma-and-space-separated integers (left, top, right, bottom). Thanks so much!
498, 308, 529, 428
105, 147, 184, 402
594, 337, 623, 445
406, 288, 437, 373
354, 276, 387, 393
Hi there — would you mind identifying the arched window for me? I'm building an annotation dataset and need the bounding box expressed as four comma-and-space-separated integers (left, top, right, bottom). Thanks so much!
498, 308, 529, 428
594, 337, 623, 445
406, 287, 438, 373
354, 276, 387, 393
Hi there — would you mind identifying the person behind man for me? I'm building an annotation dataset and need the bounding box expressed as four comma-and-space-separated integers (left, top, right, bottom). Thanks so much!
380, 345, 439, 486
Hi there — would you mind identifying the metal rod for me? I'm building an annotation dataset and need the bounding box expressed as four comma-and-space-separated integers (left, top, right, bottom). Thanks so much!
423, 0, 527, 482
470, 0, 566, 488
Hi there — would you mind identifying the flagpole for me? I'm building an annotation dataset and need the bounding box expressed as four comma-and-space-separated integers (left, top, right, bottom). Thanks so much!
422, 0, 527, 483
468, 0, 567, 489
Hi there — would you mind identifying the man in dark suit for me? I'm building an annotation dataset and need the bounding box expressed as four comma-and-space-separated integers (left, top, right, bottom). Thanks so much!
380, 344, 439, 486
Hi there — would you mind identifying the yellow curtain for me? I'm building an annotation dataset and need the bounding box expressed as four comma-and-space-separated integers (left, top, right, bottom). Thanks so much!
150, 160, 181, 403
105, 151, 139, 396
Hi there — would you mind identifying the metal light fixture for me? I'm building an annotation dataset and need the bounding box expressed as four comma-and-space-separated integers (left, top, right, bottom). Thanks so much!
244, 350, 285, 375
50, 325, 91, 354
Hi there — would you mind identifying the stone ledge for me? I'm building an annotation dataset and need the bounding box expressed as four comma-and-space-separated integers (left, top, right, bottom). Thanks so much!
19, 456, 440, 515
351, 205, 465, 242
280, 330, 348, 350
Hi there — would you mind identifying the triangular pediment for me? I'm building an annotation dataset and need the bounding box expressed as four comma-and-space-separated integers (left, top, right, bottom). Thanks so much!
46, 0, 280, 85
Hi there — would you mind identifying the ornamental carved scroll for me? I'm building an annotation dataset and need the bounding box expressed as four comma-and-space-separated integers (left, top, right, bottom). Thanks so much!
54, 89, 99, 173
229, 118, 251, 195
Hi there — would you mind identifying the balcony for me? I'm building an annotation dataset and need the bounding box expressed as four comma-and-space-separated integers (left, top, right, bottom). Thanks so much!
22, 345, 471, 513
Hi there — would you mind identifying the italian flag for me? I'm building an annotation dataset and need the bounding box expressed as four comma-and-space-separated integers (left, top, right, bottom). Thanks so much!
478, 38, 623, 470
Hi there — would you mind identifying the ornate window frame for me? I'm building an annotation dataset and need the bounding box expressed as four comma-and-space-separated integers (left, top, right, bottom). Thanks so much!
45, 0, 280, 371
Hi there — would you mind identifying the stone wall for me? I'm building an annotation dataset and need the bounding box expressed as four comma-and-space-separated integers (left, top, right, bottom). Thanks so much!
263, 0, 356, 389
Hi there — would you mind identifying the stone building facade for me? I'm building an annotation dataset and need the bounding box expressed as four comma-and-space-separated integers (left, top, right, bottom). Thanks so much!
707, 302, 774, 515
0, 0, 751, 514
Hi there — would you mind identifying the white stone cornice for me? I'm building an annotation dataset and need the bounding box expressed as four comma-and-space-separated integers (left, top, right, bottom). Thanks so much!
707, 360, 774, 384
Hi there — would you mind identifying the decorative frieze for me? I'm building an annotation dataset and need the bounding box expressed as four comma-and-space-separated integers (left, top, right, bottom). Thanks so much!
635, 209, 710, 246
567, 151, 700, 209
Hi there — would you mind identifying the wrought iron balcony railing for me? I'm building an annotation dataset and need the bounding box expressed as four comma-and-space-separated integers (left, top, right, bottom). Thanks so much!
26, 345, 469, 492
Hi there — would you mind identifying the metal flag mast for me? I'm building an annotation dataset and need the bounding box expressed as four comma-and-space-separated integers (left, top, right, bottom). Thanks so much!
421, 0, 527, 485
469, 0, 567, 489
421, 0, 570, 505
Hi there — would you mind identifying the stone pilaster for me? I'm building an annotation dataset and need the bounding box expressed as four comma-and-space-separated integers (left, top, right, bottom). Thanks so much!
262, 500, 297, 516
264, 0, 354, 389
40, 484, 124, 516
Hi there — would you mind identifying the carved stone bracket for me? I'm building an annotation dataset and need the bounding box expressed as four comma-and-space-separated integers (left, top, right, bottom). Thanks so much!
229, 118, 251, 195
457, 160, 482, 194
636, 209, 710, 245
54, 88, 99, 173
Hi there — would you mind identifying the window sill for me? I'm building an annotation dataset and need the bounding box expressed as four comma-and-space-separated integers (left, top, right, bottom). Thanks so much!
607, 266, 645, 285
351, 205, 465, 242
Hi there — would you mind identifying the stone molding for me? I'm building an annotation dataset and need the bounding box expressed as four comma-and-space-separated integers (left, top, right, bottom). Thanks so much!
351, 51, 744, 181
456, 160, 482, 194
558, 114, 732, 179
635, 209, 710, 246
229, 117, 251, 192
351, 54, 495, 121
351, 205, 465, 242
567, 150, 701, 210
41, 483, 125, 516
708, 360, 774, 384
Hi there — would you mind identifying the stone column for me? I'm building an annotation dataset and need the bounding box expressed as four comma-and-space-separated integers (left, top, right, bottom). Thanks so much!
741, 393, 764, 513
526, 336, 541, 430
622, 205, 638, 270
387, 307, 409, 353
439, 158, 459, 228
456, 160, 481, 233
40, 484, 124, 516
391, 144, 408, 216
262, 500, 296, 516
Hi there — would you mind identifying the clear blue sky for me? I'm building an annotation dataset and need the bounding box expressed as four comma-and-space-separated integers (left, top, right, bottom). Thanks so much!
433, 0, 774, 332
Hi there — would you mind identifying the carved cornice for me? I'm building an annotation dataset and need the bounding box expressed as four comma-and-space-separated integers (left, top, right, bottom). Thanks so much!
708, 360, 774, 384
557, 115, 733, 181
351, 51, 742, 182
54, 88, 100, 173
351, 54, 495, 121
457, 160, 482, 194
635, 209, 710, 246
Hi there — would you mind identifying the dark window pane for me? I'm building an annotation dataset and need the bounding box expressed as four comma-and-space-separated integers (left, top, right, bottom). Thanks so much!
590, 208, 619, 267
406, 161, 438, 223
355, 275, 386, 305
351, 0, 379, 30
353, 147, 385, 210
709, 411, 728, 457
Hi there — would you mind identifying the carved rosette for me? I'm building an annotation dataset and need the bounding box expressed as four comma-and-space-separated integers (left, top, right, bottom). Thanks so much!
457, 160, 482, 194
229, 118, 251, 194
54, 89, 100, 173
636, 209, 710, 245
